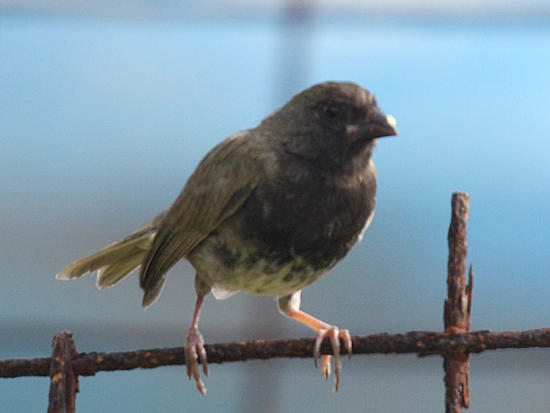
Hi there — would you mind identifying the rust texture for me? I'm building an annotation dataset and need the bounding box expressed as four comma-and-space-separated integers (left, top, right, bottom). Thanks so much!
445, 192, 472, 333
444, 192, 473, 413
2, 328, 550, 379
47, 332, 78, 413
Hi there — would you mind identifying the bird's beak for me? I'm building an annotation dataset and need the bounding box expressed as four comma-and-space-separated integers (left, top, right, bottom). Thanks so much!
357, 107, 398, 140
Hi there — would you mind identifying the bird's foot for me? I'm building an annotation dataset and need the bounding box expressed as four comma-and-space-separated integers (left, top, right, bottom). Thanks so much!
185, 327, 209, 395
313, 326, 352, 392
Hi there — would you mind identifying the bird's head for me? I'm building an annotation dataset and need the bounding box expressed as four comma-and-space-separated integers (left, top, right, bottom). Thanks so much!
261, 81, 397, 172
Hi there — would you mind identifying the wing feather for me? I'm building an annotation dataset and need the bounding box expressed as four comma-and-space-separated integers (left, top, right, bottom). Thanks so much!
139, 131, 265, 306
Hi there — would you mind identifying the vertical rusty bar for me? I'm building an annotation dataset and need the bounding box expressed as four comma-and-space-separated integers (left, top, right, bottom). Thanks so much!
443, 192, 473, 412
48, 332, 78, 413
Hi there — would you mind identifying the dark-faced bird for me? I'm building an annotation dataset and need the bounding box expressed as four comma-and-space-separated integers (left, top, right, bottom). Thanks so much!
57, 81, 397, 394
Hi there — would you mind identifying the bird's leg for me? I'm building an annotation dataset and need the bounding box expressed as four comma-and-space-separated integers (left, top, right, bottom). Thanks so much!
185, 292, 209, 395
288, 309, 352, 391
278, 292, 352, 392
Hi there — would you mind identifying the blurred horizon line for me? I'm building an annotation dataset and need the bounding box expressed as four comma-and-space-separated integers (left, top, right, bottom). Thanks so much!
2, 0, 550, 24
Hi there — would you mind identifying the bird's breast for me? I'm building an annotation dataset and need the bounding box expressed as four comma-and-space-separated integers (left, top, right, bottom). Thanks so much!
243, 161, 377, 268
188, 160, 377, 297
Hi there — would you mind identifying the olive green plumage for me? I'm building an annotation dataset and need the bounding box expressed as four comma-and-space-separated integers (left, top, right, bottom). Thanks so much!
56, 81, 397, 395
57, 81, 397, 309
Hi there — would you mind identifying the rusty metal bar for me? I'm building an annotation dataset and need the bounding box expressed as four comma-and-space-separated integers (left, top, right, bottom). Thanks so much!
2, 328, 550, 379
47, 332, 78, 413
443, 192, 473, 412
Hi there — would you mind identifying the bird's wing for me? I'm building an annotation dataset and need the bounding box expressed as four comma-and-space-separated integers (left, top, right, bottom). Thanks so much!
139, 130, 266, 306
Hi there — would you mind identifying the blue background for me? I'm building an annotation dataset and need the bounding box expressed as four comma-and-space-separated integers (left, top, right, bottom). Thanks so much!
2, 4, 550, 412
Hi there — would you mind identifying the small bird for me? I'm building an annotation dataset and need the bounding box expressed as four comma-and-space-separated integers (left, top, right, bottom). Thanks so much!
57, 81, 397, 394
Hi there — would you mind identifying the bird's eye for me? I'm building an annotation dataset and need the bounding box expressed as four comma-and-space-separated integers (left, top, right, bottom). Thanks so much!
325, 104, 340, 117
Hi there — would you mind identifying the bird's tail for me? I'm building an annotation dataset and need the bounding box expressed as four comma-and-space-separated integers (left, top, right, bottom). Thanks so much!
56, 231, 154, 289
56, 211, 166, 289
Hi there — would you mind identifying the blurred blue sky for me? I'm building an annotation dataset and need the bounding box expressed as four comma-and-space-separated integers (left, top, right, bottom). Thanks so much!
1, 2, 550, 412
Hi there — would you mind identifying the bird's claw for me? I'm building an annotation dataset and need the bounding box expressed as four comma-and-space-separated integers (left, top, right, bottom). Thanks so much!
185, 328, 209, 395
313, 326, 352, 392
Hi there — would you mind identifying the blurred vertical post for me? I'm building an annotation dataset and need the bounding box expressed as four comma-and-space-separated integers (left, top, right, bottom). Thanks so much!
443, 192, 473, 413
241, 1, 314, 411
274, 0, 313, 102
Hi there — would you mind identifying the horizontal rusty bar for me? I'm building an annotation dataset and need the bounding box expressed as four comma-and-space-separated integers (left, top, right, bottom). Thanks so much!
2, 328, 550, 378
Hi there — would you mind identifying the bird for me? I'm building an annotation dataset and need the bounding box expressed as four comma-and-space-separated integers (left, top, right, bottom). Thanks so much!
57, 81, 397, 394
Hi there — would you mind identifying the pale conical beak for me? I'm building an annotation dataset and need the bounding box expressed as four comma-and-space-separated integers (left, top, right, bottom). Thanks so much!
358, 108, 398, 139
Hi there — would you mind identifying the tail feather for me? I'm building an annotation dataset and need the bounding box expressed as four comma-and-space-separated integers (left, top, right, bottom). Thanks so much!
56, 232, 155, 288
141, 274, 167, 308
96, 249, 145, 289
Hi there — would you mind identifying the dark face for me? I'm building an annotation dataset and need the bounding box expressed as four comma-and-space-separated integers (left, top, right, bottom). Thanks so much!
261, 82, 397, 171
303, 82, 377, 135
